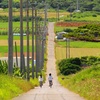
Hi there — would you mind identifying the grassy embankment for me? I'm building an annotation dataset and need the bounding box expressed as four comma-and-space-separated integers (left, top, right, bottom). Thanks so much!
58, 65, 100, 100
0, 74, 39, 100
55, 41, 100, 100
55, 21, 100, 100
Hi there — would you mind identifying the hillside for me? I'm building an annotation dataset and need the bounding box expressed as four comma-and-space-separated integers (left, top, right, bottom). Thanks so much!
58, 65, 100, 100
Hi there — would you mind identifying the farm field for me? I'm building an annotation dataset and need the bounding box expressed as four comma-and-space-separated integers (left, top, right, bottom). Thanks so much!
0, 40, 32, 46
0, 36, 35, 57
55, 41, 100, 60
55, 21, 90, 27
0, 9, 69, 18
67, 15, 100, 22
57, 41, 100, 48
55, 21, 100, 28
55, 47, 100, 60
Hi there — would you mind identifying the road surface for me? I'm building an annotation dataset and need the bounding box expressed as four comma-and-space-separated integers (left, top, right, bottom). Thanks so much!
12, 22, 85, 100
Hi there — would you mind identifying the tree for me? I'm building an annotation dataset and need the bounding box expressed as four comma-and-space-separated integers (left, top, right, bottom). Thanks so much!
1, 0, 8, 8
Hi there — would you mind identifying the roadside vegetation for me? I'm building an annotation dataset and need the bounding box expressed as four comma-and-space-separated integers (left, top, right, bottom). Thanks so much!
66, 11, 100, 21
0, 74, 38, 100
0, 1, 100, 99
55, 11, 100, 100
0, 57, 47, 100
58, 64, 100, 100
56, 45, 100, 100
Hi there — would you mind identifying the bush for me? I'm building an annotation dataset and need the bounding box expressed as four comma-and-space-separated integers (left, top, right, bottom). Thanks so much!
64, 28, 73, 33
87, 56, 98, 66
67, 57, 81, 66
80, 56, 88, 66
0, 16, 8, 22
58, 58, 82, 75
58, 57, 81, 68
0, 60, 22, 77
59, 63, 81, 75
0, 60, 8, 74
92, 14, 97, 17
58, 56, 100, 75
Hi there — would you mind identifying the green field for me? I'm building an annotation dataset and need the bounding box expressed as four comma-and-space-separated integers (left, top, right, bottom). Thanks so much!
0, 22, 30, 28
57, 41, 100, 48
0, 35, 33, 40
55, 41, 100, 60
66, 11, 100, 22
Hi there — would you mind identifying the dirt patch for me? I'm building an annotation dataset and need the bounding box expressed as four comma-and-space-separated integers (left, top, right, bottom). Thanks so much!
4, 52, 36, 59
0, 40, 32, 46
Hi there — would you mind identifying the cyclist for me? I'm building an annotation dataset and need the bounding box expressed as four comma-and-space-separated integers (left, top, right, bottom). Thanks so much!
38, 74, 43, 88
48, 73, 53, 87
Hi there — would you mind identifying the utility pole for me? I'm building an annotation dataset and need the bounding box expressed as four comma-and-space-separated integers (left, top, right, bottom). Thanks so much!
76, 0, 80, 12
8, 0, 13, 75
42, 0, 47, 67
67, 38, 70, 59
15, 42, 18, 66
35, 9, 38, 78
76, 0, 79, 11
20, 0, 24, 75
57, 3, 59, 21
26, 0, 30, 81
56, 0, 60, 22
38, 25, 42, 71
32, 0, 35, 79
44, 0, 47, 26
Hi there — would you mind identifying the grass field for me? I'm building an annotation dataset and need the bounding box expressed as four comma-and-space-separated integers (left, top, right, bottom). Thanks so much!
66, 11, 100, 22
57, 41, 100, 48
0, 35, 34, 57
55, 41, 100, 60
0, 9, 69, 18
67, 15, 100, 21
55, 47, 100, 60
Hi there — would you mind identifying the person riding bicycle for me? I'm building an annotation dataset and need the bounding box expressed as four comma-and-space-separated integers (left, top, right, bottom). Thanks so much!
48, 73, 53, 87
38, 74, 43, 88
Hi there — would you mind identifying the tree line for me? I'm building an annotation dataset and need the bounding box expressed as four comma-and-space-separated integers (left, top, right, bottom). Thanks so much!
0, 0, 100, 12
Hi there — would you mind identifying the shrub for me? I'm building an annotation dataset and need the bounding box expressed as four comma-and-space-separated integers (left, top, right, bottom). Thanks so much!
0, 60, 22, 77
59, 63, 81, 75
67, 57, 81, 66
64, 28, 73, 33
58, 56, 100, 75
92, 14, 97, 17
0, 60, 8, 74
80, 56, 88, 66
87, 56, 98, 66
58, 58, 82, 75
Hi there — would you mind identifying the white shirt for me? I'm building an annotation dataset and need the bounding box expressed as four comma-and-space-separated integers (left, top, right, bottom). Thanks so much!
48, 76, 53, 81
38, 76, 43, 82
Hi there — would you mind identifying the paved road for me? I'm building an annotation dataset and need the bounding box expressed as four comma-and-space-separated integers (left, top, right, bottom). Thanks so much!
12, 22, 85, 100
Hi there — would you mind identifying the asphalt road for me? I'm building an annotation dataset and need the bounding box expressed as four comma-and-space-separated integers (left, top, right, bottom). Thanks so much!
12, 22, 85, 100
